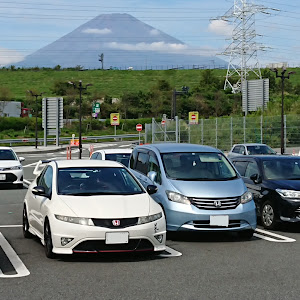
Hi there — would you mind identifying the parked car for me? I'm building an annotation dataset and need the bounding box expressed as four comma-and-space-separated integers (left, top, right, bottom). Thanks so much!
23, 159, 166, 258
227, 143, 276, 160
0, 147, 25, 188
231, 155, 300, 229
90, 148, 132, 166
128, 143, 257, 239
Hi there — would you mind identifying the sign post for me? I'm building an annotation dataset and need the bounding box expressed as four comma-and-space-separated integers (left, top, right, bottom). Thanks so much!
136, 123, 143, 144
110, 113, 120, 135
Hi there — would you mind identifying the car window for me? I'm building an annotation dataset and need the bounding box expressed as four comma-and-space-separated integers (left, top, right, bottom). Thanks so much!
130, 148, 138, 169
247, 145, 276, 155
38, 165, 53, 194
105, 153, 131, 166
244, 161, 259, 178
148, 152, 162, 184
232, 161, 248, 176
162, 152, 237, 181
0, 149, 17, 160
232, 146, 241, 153
57, 167, 144, 195
263, 159, 300, 180
135, 152, 149, 175
90, 152, 99, 159
239, 146, 246, 154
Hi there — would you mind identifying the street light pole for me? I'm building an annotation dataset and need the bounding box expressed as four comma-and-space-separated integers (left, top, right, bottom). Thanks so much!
270, 68, 295, 155
68, 80, 92, 159
28, 91, 43, 149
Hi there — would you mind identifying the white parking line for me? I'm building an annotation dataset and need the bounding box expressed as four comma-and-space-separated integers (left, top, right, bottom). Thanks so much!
23, 162, 38, 167
119, 144, 132, 148
0, 225, 22, 228
159, 246, 182, 257
0, 233, 30, 278
254, 228, 296, 243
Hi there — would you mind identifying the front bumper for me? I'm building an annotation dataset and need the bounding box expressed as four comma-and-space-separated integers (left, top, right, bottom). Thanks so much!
0, 169, 23, 185
165, 200, 257, 232
48, 215, 166, 255
278, 198, 300, 223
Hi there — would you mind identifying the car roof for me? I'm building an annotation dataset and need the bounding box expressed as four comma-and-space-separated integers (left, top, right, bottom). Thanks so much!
231, 155, 299, 161
93, 148, 132, 154
136, 143, 221, 154
0, 146, 14, 150
232, 143, 268, 147
54, 159, 124, 168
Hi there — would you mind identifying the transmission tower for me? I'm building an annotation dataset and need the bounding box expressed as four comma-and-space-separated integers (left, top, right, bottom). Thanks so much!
217, 0, 271, 93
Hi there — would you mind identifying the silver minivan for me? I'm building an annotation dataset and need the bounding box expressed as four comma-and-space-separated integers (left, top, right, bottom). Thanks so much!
129, 143, 257, 239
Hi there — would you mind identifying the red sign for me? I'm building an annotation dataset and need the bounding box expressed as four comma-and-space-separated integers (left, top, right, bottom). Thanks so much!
136, 124, 143, 132
161, 120, 166, 125
22, 139, 29, 142
191, 114, 196, 120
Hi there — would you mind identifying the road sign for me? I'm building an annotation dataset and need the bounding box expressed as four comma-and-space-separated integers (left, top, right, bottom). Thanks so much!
189, 111, 199, 125
161, 120, 166, 125
110, 113, 120, 126
93, 102, 100, 113
136, 124, 143, 131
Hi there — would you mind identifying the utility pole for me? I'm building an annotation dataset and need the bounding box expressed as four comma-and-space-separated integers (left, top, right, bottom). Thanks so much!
270, 67, 295, 155
28, 90, 43, 149
98, 53, 104, 70
68, 80, 92, 159
171, 86, 189, 119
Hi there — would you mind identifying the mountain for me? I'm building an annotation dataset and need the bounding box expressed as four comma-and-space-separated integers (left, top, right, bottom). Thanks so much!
18, 13, 226, 70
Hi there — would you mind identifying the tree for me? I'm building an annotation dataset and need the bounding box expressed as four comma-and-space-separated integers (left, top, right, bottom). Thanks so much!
0, 87, 13, 116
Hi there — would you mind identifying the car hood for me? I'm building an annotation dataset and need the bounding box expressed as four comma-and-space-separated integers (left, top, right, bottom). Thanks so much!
58, 193, 150, 218
0, 160, 20, 168
168, 178, 246, 198
267, 180, 300, 190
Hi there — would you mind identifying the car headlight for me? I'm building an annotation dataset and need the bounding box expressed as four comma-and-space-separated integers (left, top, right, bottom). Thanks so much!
166, 190, 191, 205
10, 165, 22, 170
137, 212, 162, 225
55, 215, 94, 225
241, 191, 252, 204
276, 189, 300, 200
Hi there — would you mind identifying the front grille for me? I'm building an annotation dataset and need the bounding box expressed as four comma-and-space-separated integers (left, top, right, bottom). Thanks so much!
92, 217, 138, 229
191, 220, 241, 229
295, 207, 300, 217
190, 196, 240, 210
0, 173, 17, 183
73, 239, 154, 253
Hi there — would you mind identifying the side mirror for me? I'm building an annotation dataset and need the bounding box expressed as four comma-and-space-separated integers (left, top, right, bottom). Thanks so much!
147, 171, 157, 182
19, 157, 25, 162
147, 184, 158, 195
32, 185, 47, 197
250, 174, 262, 184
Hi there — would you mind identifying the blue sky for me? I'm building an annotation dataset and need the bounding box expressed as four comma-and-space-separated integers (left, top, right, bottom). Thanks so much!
0, 0, 299, 67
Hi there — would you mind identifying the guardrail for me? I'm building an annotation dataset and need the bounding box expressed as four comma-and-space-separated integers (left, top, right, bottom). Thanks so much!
0, 134, 144, 146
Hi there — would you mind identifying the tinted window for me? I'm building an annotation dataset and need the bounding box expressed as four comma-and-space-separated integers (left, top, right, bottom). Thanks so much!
0, 149, 17, 160
232, 146, 241, 153
105, 153, 131, 166
148, 152, 162, 184
162, 152, 237, 181
130, 149, 138, 168
263, 159, 300, 180
39, 166, 53, 194
90, 152, 99, 159
233, 161, 248, 176
247, 145, 276, 155
135, 152, 149, 175
57, 167, 144, 195
244, 162, 259, 178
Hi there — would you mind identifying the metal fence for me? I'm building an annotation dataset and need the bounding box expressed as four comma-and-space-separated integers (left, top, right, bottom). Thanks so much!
145, 115, 300, 151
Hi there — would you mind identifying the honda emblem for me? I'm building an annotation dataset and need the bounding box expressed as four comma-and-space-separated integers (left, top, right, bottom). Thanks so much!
214, 200, 222, 208
112, 220, 121, 226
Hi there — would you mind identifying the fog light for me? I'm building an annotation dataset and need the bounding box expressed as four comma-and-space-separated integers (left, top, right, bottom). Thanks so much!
154, 234, 163, 243
61, 237, 74, 246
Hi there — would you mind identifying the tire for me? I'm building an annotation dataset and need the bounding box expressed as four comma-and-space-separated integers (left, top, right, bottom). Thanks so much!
44, 221, 55, 259
261, 200, 278, 230
17, 183, 23, 189
22, 206, 32, 239
238, 229, 254, 240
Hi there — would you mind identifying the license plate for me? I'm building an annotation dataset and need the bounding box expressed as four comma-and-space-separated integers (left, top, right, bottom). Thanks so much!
0, 174, 6, 181
105, 232, 129, 244
210, 215, 229, 227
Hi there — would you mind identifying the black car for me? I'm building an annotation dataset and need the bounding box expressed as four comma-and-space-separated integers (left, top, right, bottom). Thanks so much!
230, 155, 300, 229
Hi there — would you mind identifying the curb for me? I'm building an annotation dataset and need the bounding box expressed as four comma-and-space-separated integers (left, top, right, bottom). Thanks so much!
15, 146, 68, 155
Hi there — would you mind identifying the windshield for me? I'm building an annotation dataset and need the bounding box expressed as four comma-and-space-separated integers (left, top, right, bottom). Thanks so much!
263, 159, 300, 180
162, 152, 237, 181
57, 167, 144, 195
247, 145, 276, 155
0, 149, 17, 161
105, 153, 131, 166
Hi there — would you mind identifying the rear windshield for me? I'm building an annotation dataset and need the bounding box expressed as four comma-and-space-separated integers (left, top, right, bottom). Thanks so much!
105, 153, 131, 166
57, 167, 144, 196
247, 145, 276, 155
263, 159, 300, 180
0, 149, 17, 160
162, 152, 237, 181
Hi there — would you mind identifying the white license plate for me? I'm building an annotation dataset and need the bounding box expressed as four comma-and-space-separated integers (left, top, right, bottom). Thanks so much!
0, 174, 6, 181
210, 215, 229, 227
105, 232, 129, 244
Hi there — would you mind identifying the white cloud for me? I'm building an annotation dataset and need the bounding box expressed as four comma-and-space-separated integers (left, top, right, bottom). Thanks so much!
0, 48, 24, 66
208, 20, 233, 37
82, 28, 112, 34
149, 29, 160, 36
105, 41, 187, 53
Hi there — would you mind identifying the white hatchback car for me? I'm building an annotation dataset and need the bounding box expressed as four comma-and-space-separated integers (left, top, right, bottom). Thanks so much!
23, 159, 166, 258
90, 148, 132, 167
0, 147, 25, 188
